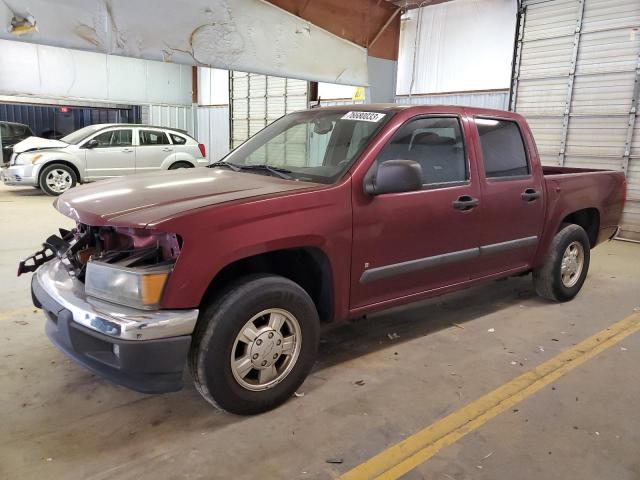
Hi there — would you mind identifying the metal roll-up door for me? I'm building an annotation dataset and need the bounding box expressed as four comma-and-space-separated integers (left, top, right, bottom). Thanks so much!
511, 0, 640, 240
229, 71, 309, 168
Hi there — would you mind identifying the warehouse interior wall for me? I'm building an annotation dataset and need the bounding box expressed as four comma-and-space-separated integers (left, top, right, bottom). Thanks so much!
0, 39, 192, 106
396, 0, 517, 96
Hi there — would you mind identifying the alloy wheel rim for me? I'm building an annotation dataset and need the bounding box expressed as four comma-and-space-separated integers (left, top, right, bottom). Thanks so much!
230, 308, 302, 391
560, 241, 584, 288
45, 169, 72, 193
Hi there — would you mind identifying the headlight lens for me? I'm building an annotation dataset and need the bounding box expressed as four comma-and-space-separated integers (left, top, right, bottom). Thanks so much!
85, 261, 172, 309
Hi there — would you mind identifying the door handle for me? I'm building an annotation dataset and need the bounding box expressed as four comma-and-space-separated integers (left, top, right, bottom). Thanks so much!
521, 188, 540, 202
452, 195, 479, 211
162, 147, 172, 152
122, 148, 133, 153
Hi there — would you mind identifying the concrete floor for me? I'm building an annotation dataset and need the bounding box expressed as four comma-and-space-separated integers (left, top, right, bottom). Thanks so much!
1, 183, 639, 480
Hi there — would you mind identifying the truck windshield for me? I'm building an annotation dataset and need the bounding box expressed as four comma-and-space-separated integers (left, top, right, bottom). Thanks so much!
221, 109, 392, 184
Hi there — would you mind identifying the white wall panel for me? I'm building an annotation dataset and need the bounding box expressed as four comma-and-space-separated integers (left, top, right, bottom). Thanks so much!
0, 39, 192, 106
197, 106, 230, 163
395, 91, 509, 110
396, 0, 517, 95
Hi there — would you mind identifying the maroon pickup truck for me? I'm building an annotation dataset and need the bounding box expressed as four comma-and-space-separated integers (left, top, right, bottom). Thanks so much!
23, 105, 626, 414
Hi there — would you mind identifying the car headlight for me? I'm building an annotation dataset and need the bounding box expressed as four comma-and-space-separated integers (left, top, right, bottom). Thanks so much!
85, 260, 172, 310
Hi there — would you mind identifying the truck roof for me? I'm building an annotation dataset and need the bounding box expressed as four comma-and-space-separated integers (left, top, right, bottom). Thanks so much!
313, 103, 521, 119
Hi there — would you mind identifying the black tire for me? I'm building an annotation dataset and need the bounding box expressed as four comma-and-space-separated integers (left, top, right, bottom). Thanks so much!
38, 163, 77, 196
190, 274, 319, 415
533, 224, 591, 302
168, 161, 194, 170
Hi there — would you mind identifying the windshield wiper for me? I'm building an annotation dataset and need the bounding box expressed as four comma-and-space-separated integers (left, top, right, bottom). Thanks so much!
208, 161, 241, 172
239, 164, 293, 180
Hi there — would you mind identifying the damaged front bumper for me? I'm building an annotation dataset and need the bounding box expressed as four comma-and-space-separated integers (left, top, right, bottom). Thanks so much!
32, 258, 199, 393
1, 164, 37, 186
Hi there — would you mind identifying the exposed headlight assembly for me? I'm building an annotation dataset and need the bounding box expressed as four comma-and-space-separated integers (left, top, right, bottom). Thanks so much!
85, 260, 172, 310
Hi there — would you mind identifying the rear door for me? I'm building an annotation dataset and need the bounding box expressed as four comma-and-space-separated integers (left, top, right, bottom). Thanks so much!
135, 129, 173, 173
83, 128, 135, 179
470, 116, 545, 278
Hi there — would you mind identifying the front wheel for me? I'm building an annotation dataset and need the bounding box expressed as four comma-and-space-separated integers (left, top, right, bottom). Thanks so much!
190, 274, 319, 414
533, 224, 591, 302
39, 163, 77, 196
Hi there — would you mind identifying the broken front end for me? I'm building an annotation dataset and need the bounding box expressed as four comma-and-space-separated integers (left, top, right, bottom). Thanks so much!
23, 224, 199, 393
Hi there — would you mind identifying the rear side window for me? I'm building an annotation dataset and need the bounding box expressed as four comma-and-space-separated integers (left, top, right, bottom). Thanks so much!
170, 133, 187, 145
377, 117, 467, 186
139, 130, 170, 145
476, 118, 529, 178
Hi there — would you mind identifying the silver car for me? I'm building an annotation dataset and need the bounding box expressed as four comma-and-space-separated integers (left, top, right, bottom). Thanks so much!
1, 124, 208, 195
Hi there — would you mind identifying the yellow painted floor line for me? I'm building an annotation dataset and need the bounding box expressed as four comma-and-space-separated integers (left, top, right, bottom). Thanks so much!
339, 312, 640, 480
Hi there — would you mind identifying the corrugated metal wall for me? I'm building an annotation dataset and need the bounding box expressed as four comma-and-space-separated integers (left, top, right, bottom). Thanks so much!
229, 72, 309, 149
395, 91, 509, 109
140, 105, 194, 136
512, 0, 640, 240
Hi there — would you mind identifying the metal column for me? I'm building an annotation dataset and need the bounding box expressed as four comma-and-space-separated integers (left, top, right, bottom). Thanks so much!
558, 0, 585, 166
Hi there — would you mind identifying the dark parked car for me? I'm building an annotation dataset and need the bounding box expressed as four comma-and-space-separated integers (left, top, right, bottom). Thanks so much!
1, 121, 34, 165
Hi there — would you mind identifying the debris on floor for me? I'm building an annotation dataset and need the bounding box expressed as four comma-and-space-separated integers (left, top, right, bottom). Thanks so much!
293, 391, 305, 397
354, 380, 366, 386
487, 328, 495, 333
387, 332, 400, 340
326, 458, 343, 464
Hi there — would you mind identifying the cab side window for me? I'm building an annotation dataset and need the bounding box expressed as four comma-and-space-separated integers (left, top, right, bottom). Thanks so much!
377, 117, 467, 186
475, 118, 529, 178
91, 129, 132, 147
140, 130, 170, 145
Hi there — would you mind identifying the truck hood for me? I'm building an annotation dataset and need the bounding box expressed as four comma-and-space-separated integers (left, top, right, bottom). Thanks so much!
13, 136, 69, 153
55, 168, 322, 227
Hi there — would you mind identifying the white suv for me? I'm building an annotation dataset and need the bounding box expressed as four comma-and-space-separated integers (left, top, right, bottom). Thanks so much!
1, 124, 208, 195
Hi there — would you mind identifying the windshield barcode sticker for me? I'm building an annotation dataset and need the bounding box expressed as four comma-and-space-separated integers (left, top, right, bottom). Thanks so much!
341, 111, 386, 122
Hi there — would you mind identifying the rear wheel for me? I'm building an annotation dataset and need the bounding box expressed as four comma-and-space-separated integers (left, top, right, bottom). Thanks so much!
39, 163, 77, 196
533, 224, 590, 302
190, 274, 319, 415
168, 161, 193, 170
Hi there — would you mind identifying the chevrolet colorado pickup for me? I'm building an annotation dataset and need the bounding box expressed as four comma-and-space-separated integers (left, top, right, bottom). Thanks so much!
22, 105, 626, 415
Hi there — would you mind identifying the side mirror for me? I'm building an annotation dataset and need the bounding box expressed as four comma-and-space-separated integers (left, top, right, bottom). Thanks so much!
364, 159, 423, 195
84, 139, 99, 149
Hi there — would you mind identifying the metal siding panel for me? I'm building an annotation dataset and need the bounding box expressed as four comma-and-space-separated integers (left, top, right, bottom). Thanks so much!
582, 0, 640, 33
570, 71, 637, 114
516, 78, 568, 115
522, 0, 580, 41
565, 116, 629, 157
394, 91, 509, 109
576, 29, 640, 75
519, 36, 574, 79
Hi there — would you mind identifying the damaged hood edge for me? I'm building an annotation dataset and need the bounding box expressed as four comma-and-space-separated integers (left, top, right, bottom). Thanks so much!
13, 136, 69, 153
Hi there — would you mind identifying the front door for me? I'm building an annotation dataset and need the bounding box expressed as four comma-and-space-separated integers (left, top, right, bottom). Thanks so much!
350, 115, 484, 309
135, 129, 174, 173
84, 128, 135, 180
471, 116, 545, 277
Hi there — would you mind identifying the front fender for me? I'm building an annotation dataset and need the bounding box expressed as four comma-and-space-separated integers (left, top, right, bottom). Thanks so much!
33, 151, 85, 182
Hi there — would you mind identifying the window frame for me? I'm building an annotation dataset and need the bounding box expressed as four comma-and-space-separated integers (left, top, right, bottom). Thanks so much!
169, 132, 188, 145
375, 114, 471, 191
80, 128, 133, 148
138, 129, 170, 146
474, 116, 531, 182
